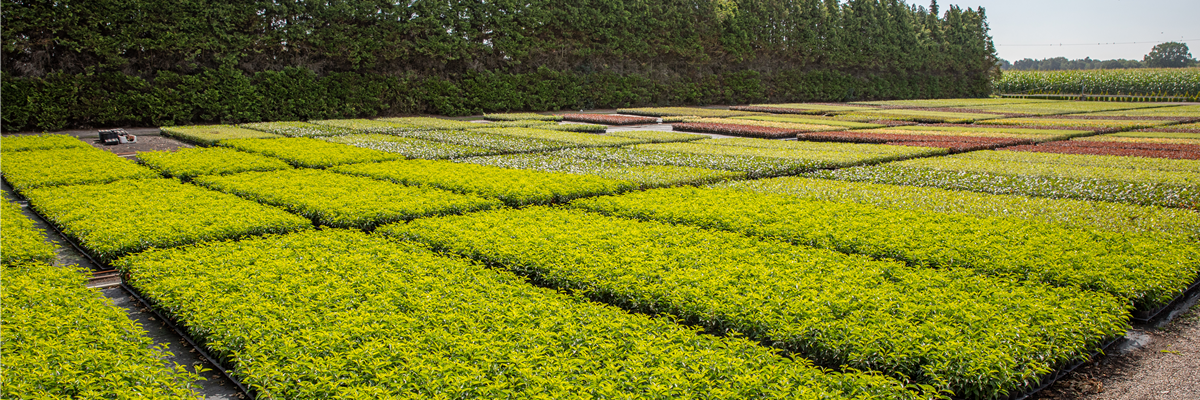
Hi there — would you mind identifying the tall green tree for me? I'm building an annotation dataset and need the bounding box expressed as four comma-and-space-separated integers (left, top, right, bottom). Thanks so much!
1143, 42, 1197, 68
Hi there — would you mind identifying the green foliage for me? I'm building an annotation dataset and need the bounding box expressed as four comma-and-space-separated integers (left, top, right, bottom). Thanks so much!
483, 113, 564, 122
734, 103, 875, 115
1, 0, 1000, 132
387, 129, 573, 153
968, 101, 1171, 115
690, 137, 949, 163
851, 98, 1052, 108
617, 107, 763, 118
136, 147, 293, 180
0, 147, 160, 193
1083, 104, 1200, 118
309, 119, 415, 134
381, 207, 1129, 399
527, 139, 944, 178
717, 176, 1200, 239
23, 179, 311, 264
470, 127, 639, 147
978, 117, 1173, 131
536, 146, 812, 177
731, 115, 885, 129
238, 121, 356, 137
2, 262, 201, 399
219, 137, 403, 168
571, 186, 1200, 310
810, 150, 1200, 209
1143, 42, 1196, 68
459, 152, 746, 189
376, 117, 482, 130
881, 125, 1091, 141
679, 117, 842, 132
330, 159, 634, 206
160, 125, 281, 146
833, 109, 1005, 123
482, 120, 558, 128
605, 130, 705, 143
539, 123, 608, 133
994, 69, 1200, 99
0, 134, 92, 153
323, 134, 498, 159
1, 195, 56, 266
194, 169, 501, 229
117, 229, 920, 400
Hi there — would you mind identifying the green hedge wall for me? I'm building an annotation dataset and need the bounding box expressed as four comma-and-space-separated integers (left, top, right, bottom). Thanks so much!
2, 0, 996, 131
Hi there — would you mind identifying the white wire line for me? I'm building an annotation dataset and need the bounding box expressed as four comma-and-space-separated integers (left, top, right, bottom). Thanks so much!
998, 39, 1199, 47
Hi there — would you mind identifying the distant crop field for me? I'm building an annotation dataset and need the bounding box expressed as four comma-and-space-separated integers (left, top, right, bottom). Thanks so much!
995, 68, 1200, 101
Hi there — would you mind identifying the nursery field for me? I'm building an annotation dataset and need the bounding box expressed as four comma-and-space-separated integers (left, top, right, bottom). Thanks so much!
2, 98, 1199, 400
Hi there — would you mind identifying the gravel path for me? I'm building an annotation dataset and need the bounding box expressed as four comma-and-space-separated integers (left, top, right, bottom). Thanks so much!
1037, 299, 1200, 400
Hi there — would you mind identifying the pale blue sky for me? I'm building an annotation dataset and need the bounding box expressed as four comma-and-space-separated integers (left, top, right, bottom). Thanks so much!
944, 0, 1200, 61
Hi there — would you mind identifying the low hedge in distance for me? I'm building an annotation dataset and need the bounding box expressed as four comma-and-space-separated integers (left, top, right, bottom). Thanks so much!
0, 147, 160, 193
377, 117, 484, 130
616, 107, 763, 118
481, 112, 563, 121
1136, 121, 1200, 132
480, 120, 557, 128
978, 117, 1172, 132
238, 121, 355, 137
219, 137, 403, 168
459, 152, 745, 188
881, 125, 1091, 141
2, 262, 201, 399
160, 125, 280, 146
381, 207, 1129, 399
1001, 141, 1200, 160
323, 134, 498, 159
194, 169, 502, 229
811, 150, 1200, 209
117, 229, 919, 400
850, 98, 1051, 108
0, 134, 92, 153
682, 117, 842, 132
668, 138, 948, 169
309, 119, 414, 133
551, 143, 908, 178
795, 131, 1025, 153
331, 159, 634, 206
834, 109, 1005, 124
1083, 104, 1200, 119
561, 113, 658, 125
470, 127, 637, 147
605, 130, 704, 143
571, 186, 1200, 311
731, 115, 885, 129
672, 122, 801, 139
390, 129, 572, 153
137, 147, 293, 180
965, 101, 1170, 116
1, 195, 56, 266
715, 176, 1200, 239
553, 145, 823, 177
729, 103, 874, 115
539, 122, 608, 133
24, 179, 311, 264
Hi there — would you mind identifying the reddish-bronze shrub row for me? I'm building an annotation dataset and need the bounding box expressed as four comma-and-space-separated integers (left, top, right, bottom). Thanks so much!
728, 105, 827, 115
562, 114, 659, 125
671, 123, 799, 139
1002, 141, 1200, 160
796, 131, 1028, 153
